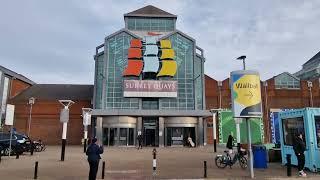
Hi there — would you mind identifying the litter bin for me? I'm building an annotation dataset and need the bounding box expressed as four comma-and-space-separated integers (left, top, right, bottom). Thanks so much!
252, 145, 267, 168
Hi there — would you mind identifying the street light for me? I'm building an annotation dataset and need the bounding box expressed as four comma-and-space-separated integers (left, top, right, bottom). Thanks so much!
82, 108, 92, 153
307, 81, 313, 107
28, 97, 35, 137
210, 108, 222, 152
236, 55, 246, 70
58, 100, 74, 161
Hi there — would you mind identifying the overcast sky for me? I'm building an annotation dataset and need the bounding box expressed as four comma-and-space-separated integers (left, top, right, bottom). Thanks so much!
1, 0, 319, 84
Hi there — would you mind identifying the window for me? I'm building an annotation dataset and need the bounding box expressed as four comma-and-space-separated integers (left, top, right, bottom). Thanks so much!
142, 98, 159, 109
315, 116, 320, 148
274, 73, 300, 89
127, 18, 175, 32
282, 117, 305, 146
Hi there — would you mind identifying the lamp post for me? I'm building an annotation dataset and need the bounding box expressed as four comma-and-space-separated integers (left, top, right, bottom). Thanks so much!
218, 81, 222, 109
210, 109, 222, 152
28, 97, 35, 137
237, 55, 246, 70
58, 100, 74, 161
307, 81, 313, 107
82, 108, 92, 153
263, 81, 269, 142
234, 55, 254, 178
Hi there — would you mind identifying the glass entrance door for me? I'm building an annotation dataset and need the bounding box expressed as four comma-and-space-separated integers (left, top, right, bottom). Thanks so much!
103, 127, 135, 146
143, 117, 159, 147
119, 128, 128, 146
109, 128, 118, 146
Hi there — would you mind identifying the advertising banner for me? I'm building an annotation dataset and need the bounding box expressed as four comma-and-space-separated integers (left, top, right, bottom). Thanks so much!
123, 80, 177, 97
60, 109, 69, 123
5, 104, 15, 126
231, 70, 262, 118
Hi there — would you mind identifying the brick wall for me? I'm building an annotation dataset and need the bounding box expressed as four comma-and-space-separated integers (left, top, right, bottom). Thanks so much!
11, 100, 92, 145
10, 79, 32, 98
205, 75, 320, 144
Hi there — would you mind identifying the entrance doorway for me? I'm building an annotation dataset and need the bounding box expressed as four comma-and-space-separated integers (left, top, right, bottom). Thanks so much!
143, 117, 159, 147
166, 127, 196, 147
145, 129, 155, 146
103, 127, 135, 146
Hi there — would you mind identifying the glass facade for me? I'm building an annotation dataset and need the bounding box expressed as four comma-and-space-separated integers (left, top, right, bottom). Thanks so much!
127, 17, 174, 32
105, 32, 139, 109
94, 16, 205, 111
160, 33, 196, 110
274, 73, 300, 89
194, 55, 204, 110
95, 53, 104, 109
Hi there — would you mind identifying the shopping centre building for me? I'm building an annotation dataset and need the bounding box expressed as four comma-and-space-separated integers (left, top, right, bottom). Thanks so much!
92, 5, 210, 147
4, 5, 320, 147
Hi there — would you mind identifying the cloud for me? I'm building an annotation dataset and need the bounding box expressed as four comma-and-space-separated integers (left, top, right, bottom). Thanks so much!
0, 0, 319, 83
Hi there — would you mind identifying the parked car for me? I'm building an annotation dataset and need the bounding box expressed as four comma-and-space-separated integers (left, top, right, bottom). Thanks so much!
12, 132, 34, 152
0, 132, 24, 156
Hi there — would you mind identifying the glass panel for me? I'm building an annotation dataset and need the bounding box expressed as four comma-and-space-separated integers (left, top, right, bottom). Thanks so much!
119, 128, 128, 146
160, 33, 195, 110
171, 127, 183, 145
315, 116, 320, 148
105, 32, 139, 109
109, 128, 118, 146
103, 128, 109, 145
128, 128, 134, 146
282, 117, 305, 146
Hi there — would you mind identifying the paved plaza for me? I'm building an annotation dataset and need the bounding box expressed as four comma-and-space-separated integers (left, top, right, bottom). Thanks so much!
0, 145, 320, 179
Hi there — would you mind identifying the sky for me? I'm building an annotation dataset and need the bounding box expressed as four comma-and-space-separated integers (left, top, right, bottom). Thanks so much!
1, 0, 320, 84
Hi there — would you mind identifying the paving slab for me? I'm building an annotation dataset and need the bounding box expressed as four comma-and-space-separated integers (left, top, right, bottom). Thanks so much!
0, 145, 319, 179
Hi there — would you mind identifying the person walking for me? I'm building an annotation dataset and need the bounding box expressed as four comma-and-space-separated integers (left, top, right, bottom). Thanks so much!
86, 138, 104, 180
293, 132, 306, 177
137, 132, 143, 150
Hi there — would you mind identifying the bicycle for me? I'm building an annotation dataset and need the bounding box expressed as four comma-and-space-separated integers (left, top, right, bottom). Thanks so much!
215, 148, 248, 169
34, 140, 46, 152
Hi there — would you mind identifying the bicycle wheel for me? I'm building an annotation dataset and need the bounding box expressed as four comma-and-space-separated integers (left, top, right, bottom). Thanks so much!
41, 144, 46, 151
239, 156, 248, 169
215, 155, 227, 169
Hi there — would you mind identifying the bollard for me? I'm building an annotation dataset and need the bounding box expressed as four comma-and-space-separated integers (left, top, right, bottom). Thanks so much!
102, 161, 105, 179
204, 161, 207, 178
34, 161, 38, 179
0, 152, 2, 163
152, 148, 157, 176
286, 154, 291, 177
16, 153, 19, 159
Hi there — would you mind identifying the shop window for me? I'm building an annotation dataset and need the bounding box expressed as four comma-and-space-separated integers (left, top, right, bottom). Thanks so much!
282, 117, 305, 146
315, 116, 320, 148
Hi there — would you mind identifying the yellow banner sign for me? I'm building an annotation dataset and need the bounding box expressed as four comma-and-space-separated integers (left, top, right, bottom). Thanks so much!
231, 71, 262, 117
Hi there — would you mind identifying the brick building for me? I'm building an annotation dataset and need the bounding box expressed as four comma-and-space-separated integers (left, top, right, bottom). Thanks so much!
205, 72, 320, 144
0, 65, 35, 127
9, 84, 93, 145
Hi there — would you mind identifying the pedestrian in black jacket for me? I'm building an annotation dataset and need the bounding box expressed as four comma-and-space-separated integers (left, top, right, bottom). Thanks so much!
86, 138, 104, 180
226, 132, 234, 154
293, 133, 306, 177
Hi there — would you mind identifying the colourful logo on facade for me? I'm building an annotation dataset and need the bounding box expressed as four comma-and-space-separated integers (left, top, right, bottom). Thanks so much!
123, 36, 177, 77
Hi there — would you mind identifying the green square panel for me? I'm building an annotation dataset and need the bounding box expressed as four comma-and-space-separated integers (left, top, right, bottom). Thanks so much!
218, 110, 264, 144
